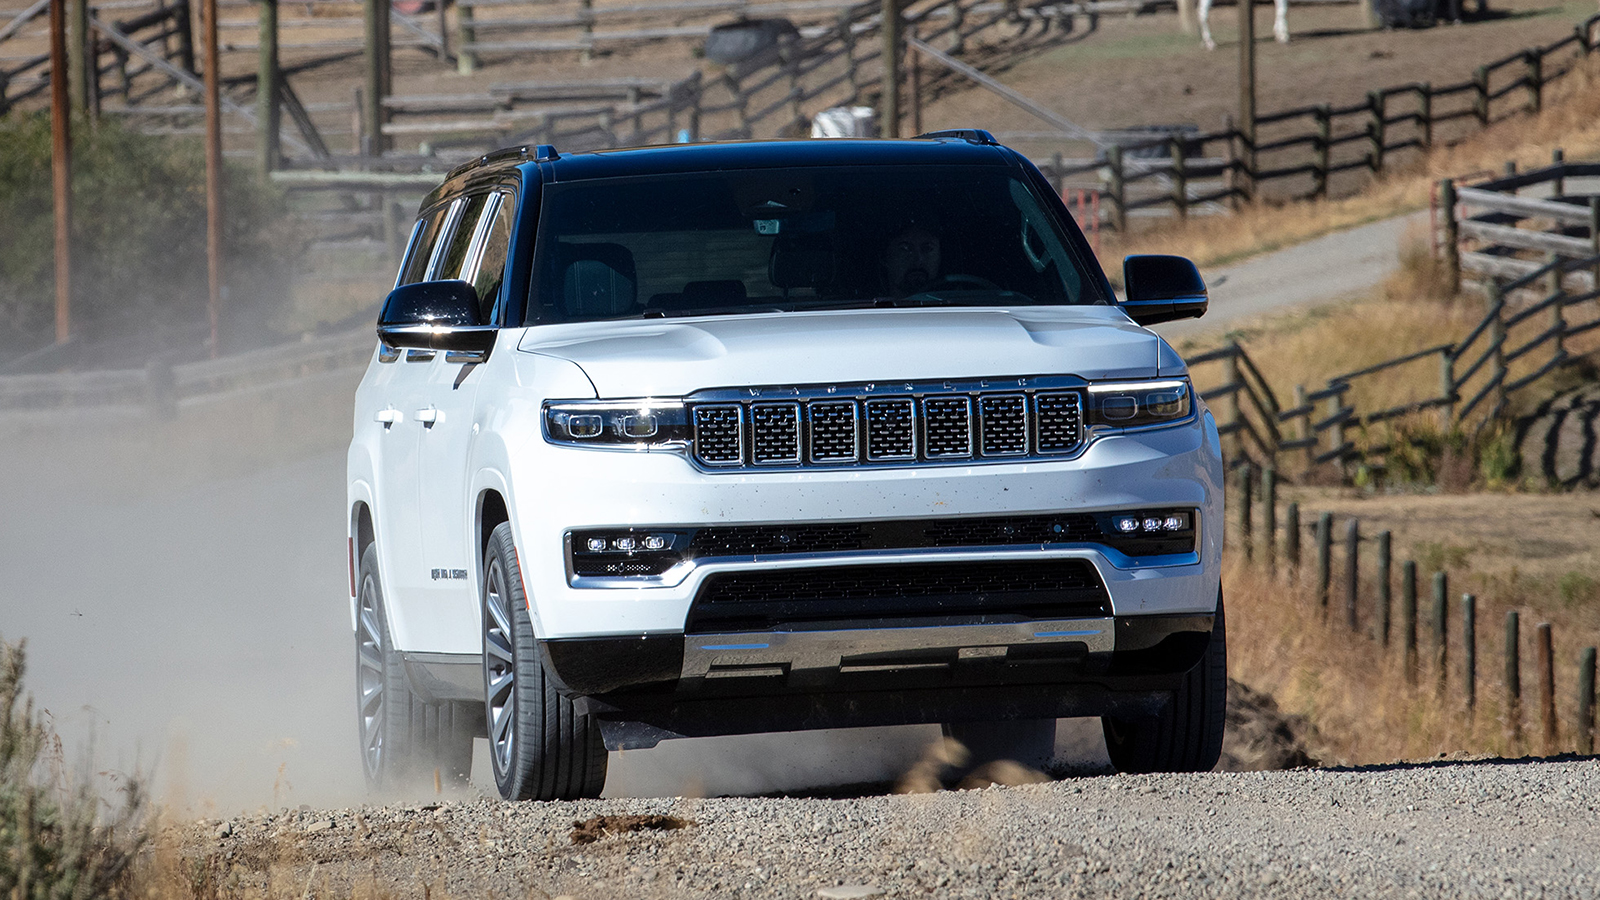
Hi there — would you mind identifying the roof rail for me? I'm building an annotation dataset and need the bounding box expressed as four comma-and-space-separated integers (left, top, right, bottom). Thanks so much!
913, 129, 998, 145
443, 143, 559, 181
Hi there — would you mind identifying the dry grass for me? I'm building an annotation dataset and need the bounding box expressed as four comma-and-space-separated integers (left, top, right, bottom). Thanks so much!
1227, 516, 1600, 766
1097, 54, 1600, 275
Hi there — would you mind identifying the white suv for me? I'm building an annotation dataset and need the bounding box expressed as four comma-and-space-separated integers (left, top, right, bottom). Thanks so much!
348, 132, 1226, 801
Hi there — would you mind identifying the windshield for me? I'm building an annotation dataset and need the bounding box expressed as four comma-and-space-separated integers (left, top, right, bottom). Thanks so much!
525, 165, 1107, 323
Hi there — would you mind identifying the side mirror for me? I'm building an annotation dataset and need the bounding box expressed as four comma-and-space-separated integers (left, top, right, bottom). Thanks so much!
1121, 255, 1208, 327
377, 280, 497, 353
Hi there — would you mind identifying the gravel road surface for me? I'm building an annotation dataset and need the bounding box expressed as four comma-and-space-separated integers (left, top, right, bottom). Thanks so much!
187, 757, 1600, 899
1155, 211, 1429, 340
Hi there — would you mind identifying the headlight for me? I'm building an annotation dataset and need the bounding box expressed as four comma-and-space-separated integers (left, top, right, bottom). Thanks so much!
544, 400, 691, 447
1084, 379, 1191, 430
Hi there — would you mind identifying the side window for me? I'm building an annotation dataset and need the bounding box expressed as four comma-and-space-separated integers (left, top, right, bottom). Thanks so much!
397, 204, 452, 286
435, 193, 492, 283
467, 193, 515, 324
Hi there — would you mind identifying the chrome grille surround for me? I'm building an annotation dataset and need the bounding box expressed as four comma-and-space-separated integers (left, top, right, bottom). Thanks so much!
685, 376, 1106, 471
865, 398, 916, 461
749, 402, 801, 465
807, 400, 859, 463
692, 404, 744, 466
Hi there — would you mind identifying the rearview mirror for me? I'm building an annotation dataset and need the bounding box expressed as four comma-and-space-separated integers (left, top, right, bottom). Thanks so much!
1121, 255, 1208, 327
377, 280, 497, 353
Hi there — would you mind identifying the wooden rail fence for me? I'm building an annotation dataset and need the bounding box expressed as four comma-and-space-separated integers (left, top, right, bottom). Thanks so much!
1230, 468, 1600, 756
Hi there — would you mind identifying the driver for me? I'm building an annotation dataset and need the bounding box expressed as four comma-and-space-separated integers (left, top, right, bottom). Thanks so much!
882, 225, 941, 297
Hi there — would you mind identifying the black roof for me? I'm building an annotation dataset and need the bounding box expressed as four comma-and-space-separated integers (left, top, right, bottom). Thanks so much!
541, 137, 1012, 181
425, 136, 1017, 211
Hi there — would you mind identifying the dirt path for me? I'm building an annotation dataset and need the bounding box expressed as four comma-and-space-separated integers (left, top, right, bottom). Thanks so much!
177, 757, 1600, 899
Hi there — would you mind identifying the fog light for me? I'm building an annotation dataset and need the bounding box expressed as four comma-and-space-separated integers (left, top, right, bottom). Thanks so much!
585, 537, 607, 552
613, 536, 637, 551
1116, 517, 1139, 533
1142, 517, 1162, 532
1163, 515, 1187, 531
642, 534, 667, 551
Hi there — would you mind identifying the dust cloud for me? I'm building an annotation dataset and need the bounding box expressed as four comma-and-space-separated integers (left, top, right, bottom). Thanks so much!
0, 374, 1107, 815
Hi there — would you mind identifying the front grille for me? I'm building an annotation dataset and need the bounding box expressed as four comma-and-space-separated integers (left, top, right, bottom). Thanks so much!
1035, 392, 1083, 453
686, 559, 1110, 633
750, 403, 800, 465
686, 513, 1103, 558
978, 394, 1028, 456
865, 398, 915, 460
923, 397, 972, 458
687, 378, 1085, 470
693, 405, 743, 465
808, 401, 858, 462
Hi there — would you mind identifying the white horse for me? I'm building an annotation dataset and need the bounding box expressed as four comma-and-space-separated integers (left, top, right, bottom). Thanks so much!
1198, 0, 1289, 51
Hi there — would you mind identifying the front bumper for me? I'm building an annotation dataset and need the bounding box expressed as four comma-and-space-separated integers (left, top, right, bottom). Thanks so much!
513, 415, 1224, 640
538, 613, 1215, 749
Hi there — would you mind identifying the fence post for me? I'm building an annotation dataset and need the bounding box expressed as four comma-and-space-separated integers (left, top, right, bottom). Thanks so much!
1238, 463, 1254, 562
1488, 280, 1507, 412
1326, 390, 1347, 478
1579, 646, 1596, 755
1171, 134, 1188, 220
1295, 384, 1313, 467
1261, 466, 1277, 574
1401, 560, 1418, 679
1316, 512, 1333, 612
1463, 593, 1477, 714
1506, 610, 1522, 749
1551, 148, 1564, 197
1438, 348, 1456, 431
1535, 622, 1557, 754
1376, 530, 1392, 645
1222, 113, 1237, 207
1367, 90, 1385, 175
1284, 502, 1301, 580
1432, 571, 1449, 694
1524, 49, 1542, 115
456, 2, 475, 74
1473, 65, 1489, 127
1107, 144, 1126, 232
1587, 197, 1599, 294
1439, 179, 1460, 292
1223, 345, 1243, 462
256, 0, 280, 176
1343, 517, 1359, 632
1418, 82, 1432, 149
1313, 104, 1331, 199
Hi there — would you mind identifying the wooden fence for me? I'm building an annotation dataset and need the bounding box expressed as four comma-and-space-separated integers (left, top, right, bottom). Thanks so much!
1023, 12, 1600, 229
1230, 468, 1599, 756
1188, 247, 1600, 477
0, 326, 372, 414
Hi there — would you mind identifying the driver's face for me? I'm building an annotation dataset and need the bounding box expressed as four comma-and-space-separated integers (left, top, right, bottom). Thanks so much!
884, 227, 941, 293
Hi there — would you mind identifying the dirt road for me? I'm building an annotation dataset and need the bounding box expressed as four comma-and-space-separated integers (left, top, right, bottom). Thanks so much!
183, 757, 1600, 899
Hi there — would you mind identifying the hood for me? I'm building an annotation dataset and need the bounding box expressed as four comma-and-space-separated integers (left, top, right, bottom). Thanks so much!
518, 306, 1174, 398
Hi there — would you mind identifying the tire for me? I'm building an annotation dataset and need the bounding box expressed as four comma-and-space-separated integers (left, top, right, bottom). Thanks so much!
941, 719, 1058, 772
356, 542, 479, 791
355, 542, 416, 790
482, 522, 608, 801
1102, 593, 1227, 774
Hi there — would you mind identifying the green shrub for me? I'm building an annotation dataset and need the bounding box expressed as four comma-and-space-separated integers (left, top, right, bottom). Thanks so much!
0, 113, 301, 355
1, 638, 146, 900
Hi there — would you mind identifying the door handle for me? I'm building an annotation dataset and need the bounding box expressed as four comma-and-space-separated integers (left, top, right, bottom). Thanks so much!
374, 408, 401, 425
415, 407, 439, 425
